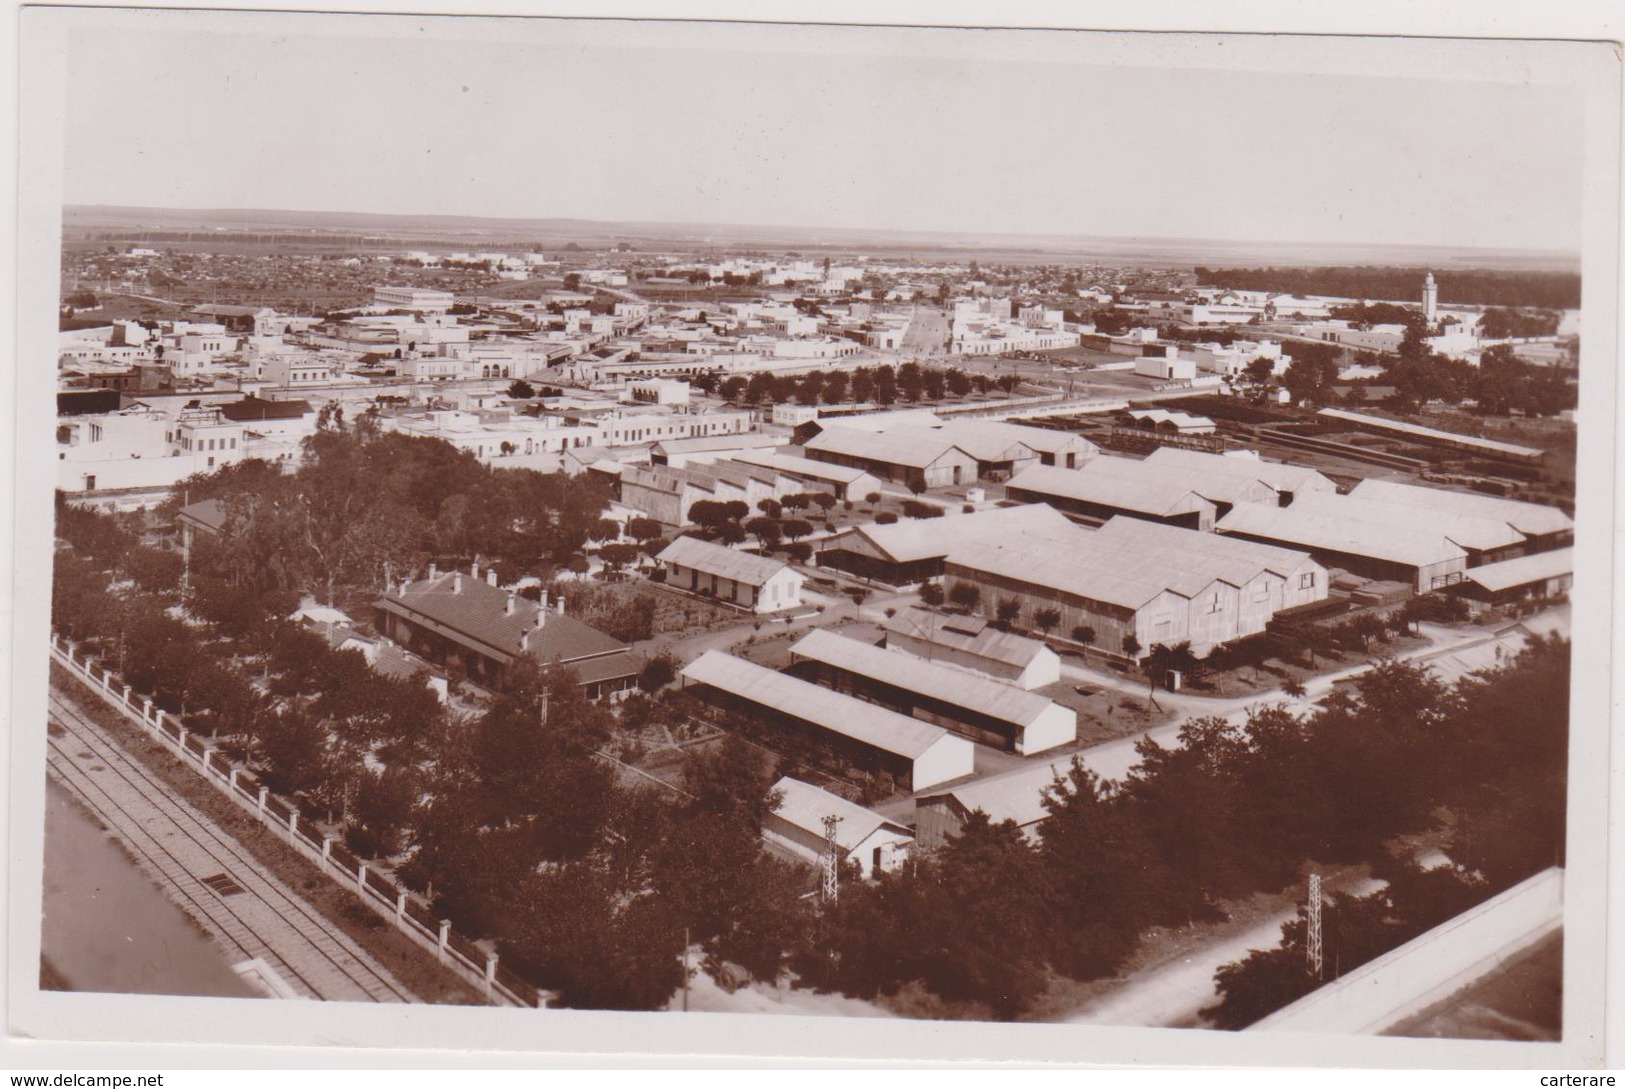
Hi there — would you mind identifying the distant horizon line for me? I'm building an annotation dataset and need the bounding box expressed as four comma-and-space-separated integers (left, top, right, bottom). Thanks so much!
62, 203, 1582, 263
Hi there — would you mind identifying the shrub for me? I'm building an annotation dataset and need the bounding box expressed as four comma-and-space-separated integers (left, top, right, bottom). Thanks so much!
901, 500, 945, 520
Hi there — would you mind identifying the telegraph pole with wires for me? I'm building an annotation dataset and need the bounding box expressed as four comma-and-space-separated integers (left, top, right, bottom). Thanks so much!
821, 814, 843, 904
179, 488, 191, 605
1306, 872, 1324, 981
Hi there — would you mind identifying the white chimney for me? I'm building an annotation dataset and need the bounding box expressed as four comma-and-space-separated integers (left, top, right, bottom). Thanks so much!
519, 630, 530, 652
487, 568, 498, 587
539, 590, 549, 612
470, 560, 479, 579
428, 562, 438, 580
556, 596, 565, 615
453, 573, 463, 594
505, 593, 517, 616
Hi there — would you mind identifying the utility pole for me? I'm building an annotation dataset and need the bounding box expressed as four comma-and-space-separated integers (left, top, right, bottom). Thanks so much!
1306, 872, 1324, 981
681, 925, 690, 1012
180, 488, 191, 605
821, 814, 843, 904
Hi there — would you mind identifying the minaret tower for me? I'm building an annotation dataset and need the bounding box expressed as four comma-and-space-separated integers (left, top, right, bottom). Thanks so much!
1422, 271, 1438, 327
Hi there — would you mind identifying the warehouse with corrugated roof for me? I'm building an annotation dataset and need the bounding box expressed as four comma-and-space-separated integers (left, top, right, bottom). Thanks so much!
1006, 460, 1219, 530
944, 515, 1326, 660
1141, 447, 1337, 511
803, 425, 978, 490
815, 502, 1075, 586
1216, 501, 1469, 592
1453, 548, 1574, 606
881, 607, 1061, 690
731, 450, 884, 500
787, 628, 1076, 755
1347, 478, 1574, 552
678, 650, 976, 792
1294, 492, 1528, 566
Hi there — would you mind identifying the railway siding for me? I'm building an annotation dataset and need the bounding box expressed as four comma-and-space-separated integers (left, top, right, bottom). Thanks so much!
47, 691, 417, 1003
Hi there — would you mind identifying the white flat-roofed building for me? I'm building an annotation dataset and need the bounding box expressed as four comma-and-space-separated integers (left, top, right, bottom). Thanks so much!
372, 286, 455, 313
1134, 355, 1198, 381
257, 354, 338, 387
1006, 460, 1219, 531
627, 378, 691, 406
591, 407, 753, 448
788, 628, 1075, 755
771, 403, 822, 428
763, 777, 912, 879
679, 651, 976, 792
1296, 321, 1408, 354
656, 535, 806, 613
1183, 340, 1291, 378
56, 407, 250, 495
881, 607, 1061, 690
945, 515, 1326, 661
1347, 478, 1573, 551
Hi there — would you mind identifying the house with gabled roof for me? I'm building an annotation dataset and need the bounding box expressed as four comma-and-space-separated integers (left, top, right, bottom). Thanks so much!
655, 536, 806, 613
763, 776, 912, 878
374, 561, 640, 698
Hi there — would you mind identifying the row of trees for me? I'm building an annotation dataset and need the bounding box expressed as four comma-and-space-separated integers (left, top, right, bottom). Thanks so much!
1204, 634, 1570, 1025
803, 637, 1569, 1019
1194, 266, 1581, 310
691, 363, 1016, 409
1245, 331, 1573, 418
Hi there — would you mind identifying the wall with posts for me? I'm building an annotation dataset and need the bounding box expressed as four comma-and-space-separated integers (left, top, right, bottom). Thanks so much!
49, 634, 539, 1009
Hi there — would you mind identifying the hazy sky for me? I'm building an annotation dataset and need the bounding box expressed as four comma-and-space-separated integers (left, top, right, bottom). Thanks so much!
60, 16, 1589, 252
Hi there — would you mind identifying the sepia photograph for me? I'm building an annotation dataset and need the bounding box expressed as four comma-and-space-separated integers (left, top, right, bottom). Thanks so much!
7, 3, 1621, 1069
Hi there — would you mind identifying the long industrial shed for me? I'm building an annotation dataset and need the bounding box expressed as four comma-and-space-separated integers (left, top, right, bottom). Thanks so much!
678, 650, 976, 792
787, 628, 1076, 755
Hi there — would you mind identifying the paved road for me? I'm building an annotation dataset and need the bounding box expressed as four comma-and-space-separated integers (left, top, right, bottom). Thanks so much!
899, 305, 949, 357
1066, 873, 1386, 1028
1050, 611, 1568, 1026
46, 687, 420, 1003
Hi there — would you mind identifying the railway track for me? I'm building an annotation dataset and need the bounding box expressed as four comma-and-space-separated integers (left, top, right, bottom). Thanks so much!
45, 689, 419, 1004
